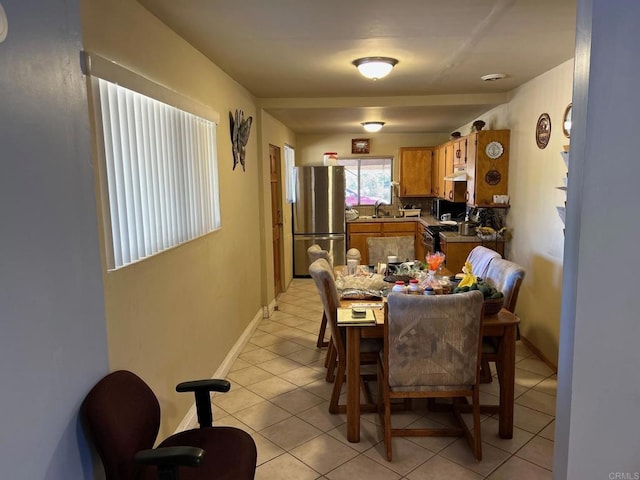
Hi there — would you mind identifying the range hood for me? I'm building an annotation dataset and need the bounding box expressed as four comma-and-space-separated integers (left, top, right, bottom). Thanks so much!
444, 170, 467, 182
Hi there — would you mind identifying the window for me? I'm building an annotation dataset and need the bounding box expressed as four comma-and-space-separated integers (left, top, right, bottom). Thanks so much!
84, 53, 221, 270
284, 144, 296, 203
338, 157, 392, 207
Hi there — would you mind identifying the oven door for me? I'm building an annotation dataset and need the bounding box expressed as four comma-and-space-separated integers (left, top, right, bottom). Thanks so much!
422, 229, 436, 255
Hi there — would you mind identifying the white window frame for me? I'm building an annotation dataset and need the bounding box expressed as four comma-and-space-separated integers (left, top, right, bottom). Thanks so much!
284, 144, 296, 203
337, 156, 393, 206
83, 52, 221, 270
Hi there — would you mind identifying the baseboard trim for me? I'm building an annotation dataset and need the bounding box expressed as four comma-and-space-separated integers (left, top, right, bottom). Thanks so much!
520, 335, 558, 373
174, 307, 264, 433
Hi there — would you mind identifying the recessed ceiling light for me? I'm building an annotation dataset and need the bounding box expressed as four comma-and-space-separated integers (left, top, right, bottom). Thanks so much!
352, 57, 398, 80
481, 73, 507, 82
361, 121, 385, 133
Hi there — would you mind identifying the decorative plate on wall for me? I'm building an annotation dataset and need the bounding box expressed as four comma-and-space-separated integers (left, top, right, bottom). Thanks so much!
485, 141, 504, 159
536, 113, 551, 149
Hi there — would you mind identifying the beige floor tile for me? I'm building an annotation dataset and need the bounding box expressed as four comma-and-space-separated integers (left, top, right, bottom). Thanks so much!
241, 342, 261, 353
440, 438, 511, 477
290, 433, 360, 475
281, 365, 326, 387
226, 365, 274, 387
479, 376, 529, 400
406, 454, 483, 479
260, 416, 323, 451
487, 455, 553, 480
259, 356, 304, 375
233, 401, 292, 431
516, 435, 554, 471
264, 339, 307, 356
255, 452, 320, 480
325, 454, 401, 480
229, 357, 252, 372
239, 347, 282, 365
257, 320, 290, 334
533, 375, 557, 397
273, 328, 309, 341
251, 432, 285, 466
288, 333, 322, 348
515, 389, 557, 416
479, 417, 535, 454
512, 404, 554, 434
247, 376, 298, 399
515, 357, 555, 377
273, 315, 308, 327
286, 348, 325, 366
327, 418, 383, 453
212, 387, 264, 414
513, 367, 546, 390
271, 388, 326, 414
296, 402, 346, 432
301, 378, 335, 400
250, 332, 282, 347
539, 420, 555, 441
365, 436, 435, 476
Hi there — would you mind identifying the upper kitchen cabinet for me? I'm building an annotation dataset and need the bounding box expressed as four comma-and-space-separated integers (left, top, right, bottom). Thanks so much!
398, 147, 434, 197
465, 130, 510, 207
452, 137, 467, 167
434, 143, 448, 198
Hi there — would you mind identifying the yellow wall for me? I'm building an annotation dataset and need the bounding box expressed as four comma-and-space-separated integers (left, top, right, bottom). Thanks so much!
81, 0, 268, 437
457, 59, 574, 365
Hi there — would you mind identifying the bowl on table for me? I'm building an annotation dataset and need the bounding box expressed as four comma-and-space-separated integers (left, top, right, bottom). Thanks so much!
483, 297, 504, 316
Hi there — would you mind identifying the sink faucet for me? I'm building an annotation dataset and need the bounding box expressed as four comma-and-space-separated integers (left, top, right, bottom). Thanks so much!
374, 199, 387, 218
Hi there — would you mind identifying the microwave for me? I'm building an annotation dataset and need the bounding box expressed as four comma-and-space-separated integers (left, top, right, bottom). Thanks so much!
430, 199, 467, 221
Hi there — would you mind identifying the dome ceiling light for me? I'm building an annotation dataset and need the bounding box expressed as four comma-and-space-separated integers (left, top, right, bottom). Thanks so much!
361, 121, 385, 133
352, 57, 398, 80
481, 73, 507, 82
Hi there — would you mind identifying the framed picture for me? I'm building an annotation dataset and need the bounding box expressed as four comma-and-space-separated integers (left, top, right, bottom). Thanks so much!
351, 138, 370, 154
535, 113, 551, 149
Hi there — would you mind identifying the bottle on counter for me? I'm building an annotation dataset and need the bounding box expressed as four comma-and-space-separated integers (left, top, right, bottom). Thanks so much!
391, 281, 407, 294
423, 286, 435, 295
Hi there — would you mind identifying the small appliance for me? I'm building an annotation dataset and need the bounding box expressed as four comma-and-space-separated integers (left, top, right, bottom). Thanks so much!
430, 199, 467, 221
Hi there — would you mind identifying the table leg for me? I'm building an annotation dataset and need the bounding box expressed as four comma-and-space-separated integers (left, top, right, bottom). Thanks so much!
346, 326, 361, 443
498, 324, 517, 438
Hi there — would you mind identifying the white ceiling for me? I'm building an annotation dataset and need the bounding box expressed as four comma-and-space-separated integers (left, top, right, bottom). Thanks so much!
136, 0, 577, 134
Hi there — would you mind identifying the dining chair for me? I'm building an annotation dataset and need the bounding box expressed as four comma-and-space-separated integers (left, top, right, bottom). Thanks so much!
480, 258, 526, 382
466, 245, 502, 280
308, 258, 381, 414
366, 236, 415, 266
307, 244, 332, 348
83, 370, 257, 480
378, 290, 485, 461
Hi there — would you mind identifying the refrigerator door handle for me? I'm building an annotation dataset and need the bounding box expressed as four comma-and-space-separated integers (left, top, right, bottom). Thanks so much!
295, 234, 344, 241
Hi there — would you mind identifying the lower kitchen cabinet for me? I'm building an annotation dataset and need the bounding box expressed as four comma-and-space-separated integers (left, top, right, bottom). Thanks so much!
440, 234, 505, 274
347, 221, 417, 265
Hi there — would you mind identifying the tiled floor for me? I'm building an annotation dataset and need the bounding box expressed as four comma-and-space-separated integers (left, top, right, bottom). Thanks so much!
212, 279, 556, 479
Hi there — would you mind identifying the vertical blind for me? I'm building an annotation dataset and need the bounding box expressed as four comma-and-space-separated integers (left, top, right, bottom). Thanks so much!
97, 78, 221, 269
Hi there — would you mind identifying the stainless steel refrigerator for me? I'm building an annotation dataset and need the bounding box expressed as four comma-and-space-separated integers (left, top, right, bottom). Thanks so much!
293, 166, 346, 277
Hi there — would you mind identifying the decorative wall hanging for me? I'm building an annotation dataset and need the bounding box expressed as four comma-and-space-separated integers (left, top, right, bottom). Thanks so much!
351, 138, 370, 154
536, 113, 551, 149
229, 109, 253, 171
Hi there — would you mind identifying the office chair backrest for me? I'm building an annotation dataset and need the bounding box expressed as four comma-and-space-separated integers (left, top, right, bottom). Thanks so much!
83, 370, 160, 480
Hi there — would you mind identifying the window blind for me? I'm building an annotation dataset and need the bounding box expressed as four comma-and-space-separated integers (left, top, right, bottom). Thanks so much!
87, 57, 221, 269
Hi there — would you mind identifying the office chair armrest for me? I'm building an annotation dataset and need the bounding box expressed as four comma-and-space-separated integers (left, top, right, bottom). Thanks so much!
176, 379, 231, 394
134, 446, 205, 467
176, 379, 231, 428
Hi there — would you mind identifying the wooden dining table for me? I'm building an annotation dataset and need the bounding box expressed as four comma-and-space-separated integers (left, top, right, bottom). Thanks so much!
342, 299, 520, 443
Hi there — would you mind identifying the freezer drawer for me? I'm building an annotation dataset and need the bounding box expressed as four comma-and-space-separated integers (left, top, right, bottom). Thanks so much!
293, 234, 346, 277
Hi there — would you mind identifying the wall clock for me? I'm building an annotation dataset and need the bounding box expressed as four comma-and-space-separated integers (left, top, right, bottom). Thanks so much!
536, 113, 551, 149
351, 138, 370, 154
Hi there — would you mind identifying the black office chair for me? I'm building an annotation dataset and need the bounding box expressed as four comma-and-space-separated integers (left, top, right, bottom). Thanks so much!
83, 370, 257, 480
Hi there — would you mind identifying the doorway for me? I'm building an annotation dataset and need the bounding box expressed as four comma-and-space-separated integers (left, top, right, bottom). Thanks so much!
269, 144, 283, 296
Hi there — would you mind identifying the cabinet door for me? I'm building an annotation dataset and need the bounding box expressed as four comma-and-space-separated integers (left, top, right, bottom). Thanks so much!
466, 130, 510, 206
415, 224, 427, 262
453, 138, 467, 167
399, 147, 434, 196
348, 232, 381, 265
436, 145, 447, 198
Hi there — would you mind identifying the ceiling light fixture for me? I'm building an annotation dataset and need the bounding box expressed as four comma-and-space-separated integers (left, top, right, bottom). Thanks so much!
361, 121, 385, 133
481, 73, 507, 82
352, 57, 398, 80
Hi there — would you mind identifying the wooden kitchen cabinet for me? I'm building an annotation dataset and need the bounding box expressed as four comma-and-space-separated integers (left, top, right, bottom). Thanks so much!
415, 222, 428, 263
398, 147, 434, 197
347, 221, 417, 265
452, 137, 467, 167
465, 130, 510, 207
434, 144, 447, 198
440, 235, 505, 274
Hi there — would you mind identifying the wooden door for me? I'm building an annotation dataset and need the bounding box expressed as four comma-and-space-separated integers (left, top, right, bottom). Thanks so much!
269, 144, 283, 296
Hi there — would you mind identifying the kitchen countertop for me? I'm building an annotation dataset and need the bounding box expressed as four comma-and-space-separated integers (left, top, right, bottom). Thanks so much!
440, 231, 505, 243
347, 215, 442, 226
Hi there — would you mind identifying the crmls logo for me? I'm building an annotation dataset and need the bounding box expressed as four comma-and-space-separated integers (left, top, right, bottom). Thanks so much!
609, 473, 640, 480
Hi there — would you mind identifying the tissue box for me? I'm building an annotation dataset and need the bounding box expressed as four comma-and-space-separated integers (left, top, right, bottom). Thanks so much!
400, 208, 421, 217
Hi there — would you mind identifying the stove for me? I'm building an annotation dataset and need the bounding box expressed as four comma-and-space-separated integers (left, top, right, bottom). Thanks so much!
422, 223, 458, 254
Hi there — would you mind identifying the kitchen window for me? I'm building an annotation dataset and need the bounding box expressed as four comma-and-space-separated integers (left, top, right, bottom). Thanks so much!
338, 157, 392, 207
83, 52, 221, 270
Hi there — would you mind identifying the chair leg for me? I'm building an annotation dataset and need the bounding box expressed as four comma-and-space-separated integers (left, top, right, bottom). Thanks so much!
479, 359, 493, 383
316, 312, 329, 348
325, 340, 337, 383
472, 387, 483, 461
329, 360, 346, 414
377, 359, 393, 461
